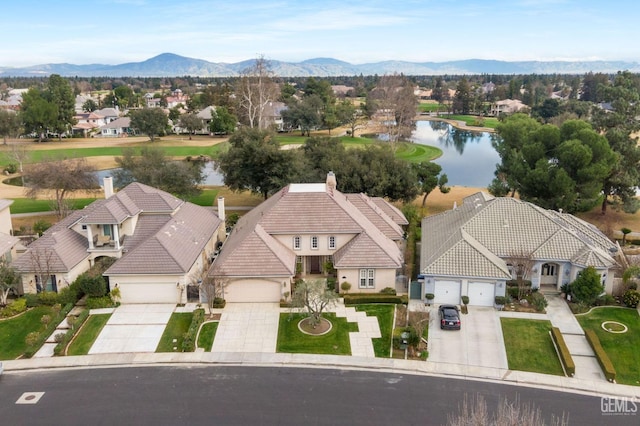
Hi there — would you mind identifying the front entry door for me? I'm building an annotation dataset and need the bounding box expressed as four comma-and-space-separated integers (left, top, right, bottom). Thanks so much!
309, 256, 322, 274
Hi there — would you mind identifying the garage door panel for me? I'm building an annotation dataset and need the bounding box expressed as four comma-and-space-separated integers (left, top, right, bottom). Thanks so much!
120, 283, 179, 304
467, 282, 495, 306
434, 280, 461, 305
225, 281, 281, 303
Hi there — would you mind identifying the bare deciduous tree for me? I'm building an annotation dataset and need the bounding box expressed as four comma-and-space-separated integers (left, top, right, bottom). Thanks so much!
447, 393, 568, 426
504, 249, 536, 300
25, 157, 98, 218
236, 56, 279, 129
4, 143, 30, 173
200, 274, 228, 316
29, 247, 55, 292
368, 74, 418, 147
291, 279, 337, 328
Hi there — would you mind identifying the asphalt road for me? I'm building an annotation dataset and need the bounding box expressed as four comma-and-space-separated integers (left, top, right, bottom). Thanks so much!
0, 366, 636, 425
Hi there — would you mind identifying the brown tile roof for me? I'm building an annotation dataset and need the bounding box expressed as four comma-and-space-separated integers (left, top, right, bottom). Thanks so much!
345, 193, 403, 240
371, 197, 409, 225
211, 183, 405, 278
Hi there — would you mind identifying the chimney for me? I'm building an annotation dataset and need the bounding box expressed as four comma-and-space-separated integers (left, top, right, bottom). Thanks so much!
217, 196, 227, 242
326, 171, 337, 190
103, 176, 114, 199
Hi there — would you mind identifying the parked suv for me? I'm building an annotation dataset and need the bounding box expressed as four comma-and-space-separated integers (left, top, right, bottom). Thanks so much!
439, 304, 461, 330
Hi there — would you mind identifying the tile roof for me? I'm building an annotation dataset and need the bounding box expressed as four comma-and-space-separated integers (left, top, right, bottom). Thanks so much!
0, 233, 19, 256
211, 183, 406, 278
421, 192, 617, 278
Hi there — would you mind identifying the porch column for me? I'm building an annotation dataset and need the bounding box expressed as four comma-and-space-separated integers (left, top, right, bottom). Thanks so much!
87, 225, 95, 249
113, 225, 120, 249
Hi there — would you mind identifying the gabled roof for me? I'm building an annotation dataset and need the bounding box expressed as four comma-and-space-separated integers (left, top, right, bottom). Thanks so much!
100, 117, 130, 129
106, 202, 220, 275
421, 192, 617, 278
211, 182, 406, 278
15, 183, 221, 276
13, 210, 91, 273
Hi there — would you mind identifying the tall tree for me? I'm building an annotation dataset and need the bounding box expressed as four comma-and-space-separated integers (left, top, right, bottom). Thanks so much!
590, 71, 640, 214
129, 107, 168, 141
216, 127, 298, 199
0, 109, 22, 144
235, 56, 279, 129
114, 146, 204, 199
336, 100, 366, 138
19, 87, 57, 142
453, 78, 472, 114
367, 74, 417, 145
282, 95, 323, 136
82, 98, 98, 112
413, 162, 449, 208
209, 106, 237, 135
25, 157, 98, 218
491, 115, 616, 213
45, 74, 76, 140
178, 112, 203, 139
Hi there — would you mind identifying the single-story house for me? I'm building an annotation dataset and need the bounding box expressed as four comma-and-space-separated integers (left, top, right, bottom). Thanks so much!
208, 172, 408, 302
490, 99, 527, 116
99, 117, 132, 137
13, 179, 223, 304
419, 192, 619, 306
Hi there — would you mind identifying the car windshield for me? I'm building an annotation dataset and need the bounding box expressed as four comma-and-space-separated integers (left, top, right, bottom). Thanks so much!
443, 308, 458, 318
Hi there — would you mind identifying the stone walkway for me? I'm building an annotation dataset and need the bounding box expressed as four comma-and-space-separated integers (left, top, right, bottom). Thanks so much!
333, 305, 381, 358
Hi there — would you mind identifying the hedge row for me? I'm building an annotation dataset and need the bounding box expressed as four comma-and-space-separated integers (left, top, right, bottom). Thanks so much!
182, 308, 205, 352
585, 329, 616, 382
25, 303, 73, 358
550, 327, 575, 377
343, 294, 408, 305
53, 309, 90, 356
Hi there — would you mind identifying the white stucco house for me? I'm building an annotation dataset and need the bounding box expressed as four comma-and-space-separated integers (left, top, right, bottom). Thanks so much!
13, 179, 223, 304
0, 199, 20, 262
208, 172, 408, 302
419, 192, 620, 306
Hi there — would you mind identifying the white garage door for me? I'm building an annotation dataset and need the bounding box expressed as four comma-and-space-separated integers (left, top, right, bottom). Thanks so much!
225, 280, 282, 303
120, 283, 180, 304
434, 280, 461, 305
467, 282, 496, 306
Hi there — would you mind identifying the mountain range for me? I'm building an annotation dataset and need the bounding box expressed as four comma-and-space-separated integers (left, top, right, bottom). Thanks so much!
1, 53, 638, 77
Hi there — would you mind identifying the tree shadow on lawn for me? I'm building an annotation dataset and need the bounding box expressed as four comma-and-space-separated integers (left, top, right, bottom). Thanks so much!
276, 313, 358, 355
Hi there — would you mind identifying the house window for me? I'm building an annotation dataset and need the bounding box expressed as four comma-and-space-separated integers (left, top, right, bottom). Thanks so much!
359, 269, 375, 288
296, 256, 303, 275
81, 225, 87, 230
542, 264, 556, 276
293, 236, 301, 250
311, 236, 319, 250
103, 225, 112, 237
35, 275, 57, 293
328, 236, 336, 250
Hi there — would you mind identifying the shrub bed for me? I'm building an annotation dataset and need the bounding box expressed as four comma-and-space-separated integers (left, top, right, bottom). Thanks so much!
585, 329, 616, 382
53, 309, 90, 356
182, 308, 205, 352
550, 327, 575, 377
24, 303, 73, 358
0, 298, 27, 318
343, 294, 408, 305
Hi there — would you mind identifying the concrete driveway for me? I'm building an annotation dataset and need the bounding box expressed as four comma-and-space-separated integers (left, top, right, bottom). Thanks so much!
89, 304, 175, 354
428, 305, 508, 369
212, 303, 280, 353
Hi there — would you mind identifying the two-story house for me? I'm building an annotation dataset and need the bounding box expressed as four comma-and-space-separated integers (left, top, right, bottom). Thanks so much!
208, 173, 408, 302
13, 179, 223, 304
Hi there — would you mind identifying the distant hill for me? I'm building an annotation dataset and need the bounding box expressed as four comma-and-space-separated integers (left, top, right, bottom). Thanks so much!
1, 53, 638, 77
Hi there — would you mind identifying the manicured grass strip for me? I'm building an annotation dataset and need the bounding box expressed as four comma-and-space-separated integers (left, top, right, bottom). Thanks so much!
0, 306, 54, 360
448, 115, 499, 129
186, 189, 219, 206
355, 304, 394, 358
395, 142, 442, 162
9, 198, 97, 214
156, 312, 193, 352
577, 307, 640, 385
500, 318, 564, 376
197, 321, 219, 352
276, 313, 357, 355
67, 313, 111, 356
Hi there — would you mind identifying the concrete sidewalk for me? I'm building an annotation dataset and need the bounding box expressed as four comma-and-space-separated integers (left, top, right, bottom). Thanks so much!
3, 351, 639, 400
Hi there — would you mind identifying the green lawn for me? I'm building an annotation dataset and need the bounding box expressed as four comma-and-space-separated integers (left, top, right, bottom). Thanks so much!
576, 307, 640, 385
276, 313, 358, 355
395, 141, 442, 162
500, 318, 564, 376
0, 306, 54, 360
354, 304, 394, 358
197, 321, 219, 352
448, 115, 499, 129
418, 103, 448, 113
156, 312, 193, 352
9, 197, 97, 214
67, 313, 111, 356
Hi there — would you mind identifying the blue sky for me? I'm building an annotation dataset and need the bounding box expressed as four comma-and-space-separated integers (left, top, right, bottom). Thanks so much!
3, 0, 639, 67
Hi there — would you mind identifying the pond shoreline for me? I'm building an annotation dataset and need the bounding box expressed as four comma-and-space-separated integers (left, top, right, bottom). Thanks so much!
415, 115, 497, 134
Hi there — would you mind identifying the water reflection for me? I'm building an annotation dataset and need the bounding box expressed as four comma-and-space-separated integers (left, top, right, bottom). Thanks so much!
411, 120, 500, 188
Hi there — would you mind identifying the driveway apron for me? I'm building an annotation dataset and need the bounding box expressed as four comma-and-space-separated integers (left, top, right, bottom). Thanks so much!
89, 304, 175, 354
428, 305, 508, 369
212, 303, 280, 353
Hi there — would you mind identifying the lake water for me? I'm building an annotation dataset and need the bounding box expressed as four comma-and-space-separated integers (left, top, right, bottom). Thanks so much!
410, 120, 500, 187
96, 161, 225, 186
